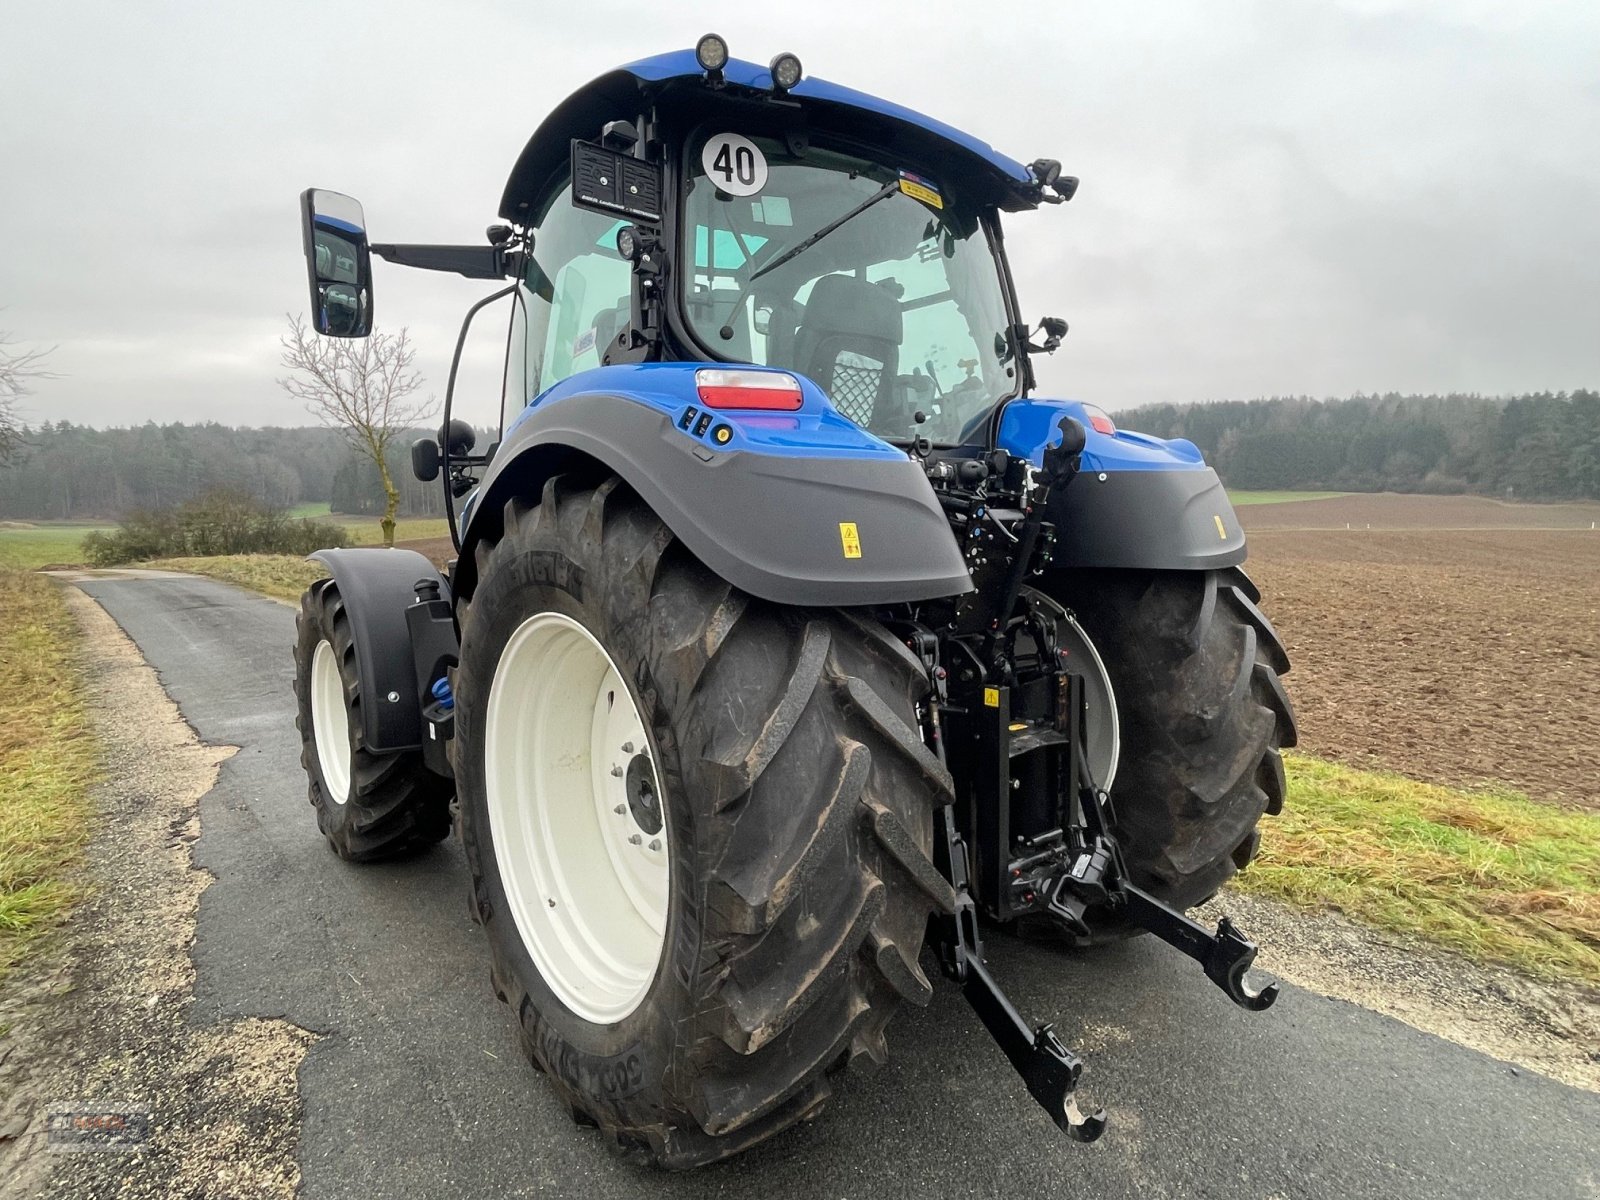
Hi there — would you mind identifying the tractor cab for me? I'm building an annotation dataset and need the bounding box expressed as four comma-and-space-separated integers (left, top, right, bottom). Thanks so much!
490, 39, 1075, 448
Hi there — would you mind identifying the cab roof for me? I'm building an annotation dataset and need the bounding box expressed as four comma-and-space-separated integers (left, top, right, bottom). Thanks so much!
499, 48, 1042, 223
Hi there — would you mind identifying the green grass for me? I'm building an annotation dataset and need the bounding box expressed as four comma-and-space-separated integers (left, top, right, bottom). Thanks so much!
1240, 754, 1600, 987
343, 516, 449, 545
0, 523, 113, 570
0, 510, 446, 571
151, 555, 326, 603
1226, 490, 1346, 506
0, 570, 98, 980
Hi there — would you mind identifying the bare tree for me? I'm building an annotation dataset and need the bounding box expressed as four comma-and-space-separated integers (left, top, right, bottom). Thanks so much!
278, 314, 434, 547
0, 330, 55, 467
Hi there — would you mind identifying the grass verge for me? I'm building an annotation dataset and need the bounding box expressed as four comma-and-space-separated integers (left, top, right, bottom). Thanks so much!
0, 570, 98, 980
1226, 490, 1346, 506
1240, 753, 1600, 988
150, 555, 326, 603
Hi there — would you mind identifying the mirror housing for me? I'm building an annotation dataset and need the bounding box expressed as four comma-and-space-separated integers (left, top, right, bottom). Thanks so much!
299, 188, 373, 337
411, 438, 440, 483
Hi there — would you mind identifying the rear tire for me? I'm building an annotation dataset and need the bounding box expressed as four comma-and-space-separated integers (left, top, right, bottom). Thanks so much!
453, 477, 949, 1167
1038, 567, 1297, 936
293, 578, 453, 861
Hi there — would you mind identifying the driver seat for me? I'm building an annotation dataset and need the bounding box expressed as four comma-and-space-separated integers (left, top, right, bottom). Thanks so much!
792, 275, 902, 429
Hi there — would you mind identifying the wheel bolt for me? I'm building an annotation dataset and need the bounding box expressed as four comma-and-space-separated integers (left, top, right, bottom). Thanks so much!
613, 804, 625, 815
610, 765, 623, 778
621, 741, 635, 753
648, 839, 661, 852
627, 834, 642, 845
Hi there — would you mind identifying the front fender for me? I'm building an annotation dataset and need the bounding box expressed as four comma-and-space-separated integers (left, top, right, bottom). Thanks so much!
458, 367, 973, 607
308, 548, 453, 752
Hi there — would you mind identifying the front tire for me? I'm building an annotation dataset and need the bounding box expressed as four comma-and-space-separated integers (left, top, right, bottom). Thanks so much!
293, 578, 453, 860
453, 477, 950, 1167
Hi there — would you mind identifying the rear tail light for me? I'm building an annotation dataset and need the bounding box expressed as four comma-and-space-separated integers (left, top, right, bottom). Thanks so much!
1083, 404, 1116, 436
695, 369, 804, 411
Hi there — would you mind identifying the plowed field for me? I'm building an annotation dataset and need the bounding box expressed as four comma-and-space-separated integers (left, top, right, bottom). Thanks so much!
1242, 496, 1600, 809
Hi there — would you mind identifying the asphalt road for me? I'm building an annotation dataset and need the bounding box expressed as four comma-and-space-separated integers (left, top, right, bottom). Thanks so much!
73, 572, 1600, 1200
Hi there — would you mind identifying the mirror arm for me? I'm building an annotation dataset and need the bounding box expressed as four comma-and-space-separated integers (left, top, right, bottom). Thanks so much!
370, 243, 512, 280
442, 285, 519, 553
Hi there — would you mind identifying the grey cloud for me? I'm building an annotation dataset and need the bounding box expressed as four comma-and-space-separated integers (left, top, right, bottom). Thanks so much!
1, 0, 1596, 428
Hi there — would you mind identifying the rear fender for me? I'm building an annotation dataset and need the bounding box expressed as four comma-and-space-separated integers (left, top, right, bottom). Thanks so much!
998, 398, 1247, 571
308, 548, 457, 754
454, 364, 973, 607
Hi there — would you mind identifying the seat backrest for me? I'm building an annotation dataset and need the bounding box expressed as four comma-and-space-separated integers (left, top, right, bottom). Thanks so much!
792, 275, 902, 429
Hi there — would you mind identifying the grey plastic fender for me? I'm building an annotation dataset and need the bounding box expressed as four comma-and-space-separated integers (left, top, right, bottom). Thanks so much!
1044, 467, 1248, 571
308, 548, 454, 752
456, 393, 974, 607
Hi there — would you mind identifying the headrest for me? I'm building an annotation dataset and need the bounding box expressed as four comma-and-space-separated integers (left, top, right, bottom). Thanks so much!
798, 274, 902, 344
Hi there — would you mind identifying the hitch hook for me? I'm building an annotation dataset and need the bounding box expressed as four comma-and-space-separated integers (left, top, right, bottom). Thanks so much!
1121, 884, 1281, 1011
1205, 917, 1280, 1011
961, 954, 1108, 1143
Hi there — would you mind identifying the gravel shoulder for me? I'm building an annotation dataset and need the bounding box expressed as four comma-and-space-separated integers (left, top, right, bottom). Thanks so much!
0, 585, 313, 1199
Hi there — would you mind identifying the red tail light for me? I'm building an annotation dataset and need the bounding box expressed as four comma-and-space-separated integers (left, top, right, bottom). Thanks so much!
695, 369, 804, 411
1083, 405, 1116, 436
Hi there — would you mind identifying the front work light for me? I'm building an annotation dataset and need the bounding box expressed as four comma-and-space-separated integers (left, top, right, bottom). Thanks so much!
769, 51, 803, 92
696, 33, 729, 77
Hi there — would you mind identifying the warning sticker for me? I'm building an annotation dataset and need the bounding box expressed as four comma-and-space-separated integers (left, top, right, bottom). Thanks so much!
898, 170, 943, 210
839, 521, 862, 559
983, 687, 1000, 708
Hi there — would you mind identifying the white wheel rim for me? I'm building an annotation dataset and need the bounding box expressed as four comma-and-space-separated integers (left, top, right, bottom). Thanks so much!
310, 639, 353, 804
1025, 590, 1121, 792
484, 611, 670, 1024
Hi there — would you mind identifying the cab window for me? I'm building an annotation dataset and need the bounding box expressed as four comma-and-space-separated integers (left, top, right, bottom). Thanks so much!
505, 178, 633, 429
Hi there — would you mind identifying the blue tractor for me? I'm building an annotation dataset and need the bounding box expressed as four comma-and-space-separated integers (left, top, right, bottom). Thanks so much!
293, 36, 1296, 1167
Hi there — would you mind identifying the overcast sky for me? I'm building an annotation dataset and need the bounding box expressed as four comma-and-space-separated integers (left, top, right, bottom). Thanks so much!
2, 0, 1597, 430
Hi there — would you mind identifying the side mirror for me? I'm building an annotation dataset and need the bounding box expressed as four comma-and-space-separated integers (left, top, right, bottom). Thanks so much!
299, 188, 373, 337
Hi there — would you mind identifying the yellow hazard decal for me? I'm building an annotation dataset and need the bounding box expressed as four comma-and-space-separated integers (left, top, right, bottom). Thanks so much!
1213, 514, 1228, 540
839, 521, 862, 559
897, 170, 943, 210
983, 687, 1000, 708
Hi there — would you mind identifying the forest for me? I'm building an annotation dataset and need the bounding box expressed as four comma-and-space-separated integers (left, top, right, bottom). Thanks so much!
0, 421, 447, 520
1115, 390, 1600, 499
1, 389, 1597, 520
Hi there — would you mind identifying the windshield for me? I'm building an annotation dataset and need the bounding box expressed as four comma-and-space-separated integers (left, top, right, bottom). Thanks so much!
682, 133, 1018, 443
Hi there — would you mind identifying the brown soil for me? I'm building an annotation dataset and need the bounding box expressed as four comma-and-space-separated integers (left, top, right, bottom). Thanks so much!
1244, 521, 1600, 808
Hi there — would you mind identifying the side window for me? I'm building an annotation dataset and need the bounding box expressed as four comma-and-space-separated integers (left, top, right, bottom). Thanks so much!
516, 179, 634, 411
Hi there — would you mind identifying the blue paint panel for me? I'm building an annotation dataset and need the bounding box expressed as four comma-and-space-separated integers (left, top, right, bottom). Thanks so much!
314, 215, 364, 236
509, 362, 907, 462
618, 50, 1032, 184
997, 398, 1207, 474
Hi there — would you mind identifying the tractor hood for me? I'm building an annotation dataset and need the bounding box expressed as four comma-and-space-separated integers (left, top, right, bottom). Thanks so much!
499, 48, 1045, 224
